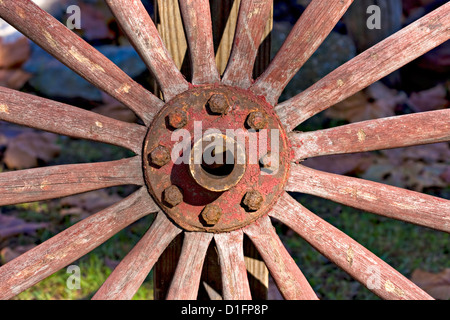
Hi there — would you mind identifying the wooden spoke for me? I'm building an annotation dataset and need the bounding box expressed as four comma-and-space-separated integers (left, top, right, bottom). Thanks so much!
290, 109, 450, 160
244, 215, 318, 300
0, 188, 158, 300
250, 0, 354, 105
270, 192, 433, 300
0, 157, 144, 206
287, 165, 450, 233
179, 0, 220, 84
166, 232, 213, 300
93, 212, 181, 300
0, 87, 146, 154
0, 0, 164, 125
221, 0, 273, 88
106, 0, 188, 101
214, 230, 252, 300
276, 3, 450, 131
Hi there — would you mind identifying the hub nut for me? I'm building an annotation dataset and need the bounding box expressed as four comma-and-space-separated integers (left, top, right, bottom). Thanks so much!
242, 190, 264, 212
207, 93, 229, 115
168, 110, 188, 129
163, 185, 183, 207
260, 152, 279, 172
200, 204, 222, 226
246, 111, 268, 130
149, 145, 171, 167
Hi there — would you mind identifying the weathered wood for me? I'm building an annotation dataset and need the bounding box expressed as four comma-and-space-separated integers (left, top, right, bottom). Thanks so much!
211, 0, 241, 76
0, 188, 158, 300
153, 233, 183, 300
287, 164, 450, 233
0, 86, 146, 154
290, 109, 450, 160
106, 0, 189, 101
243, 236, 269, 299
166, 232, 213, 300
93, 212, 181, 300
276, 3, 450, 131
155, 0, 188, 72
244, 215, 318, 300
198, 241, 223, 300
0, 0, 164, 125
0, 157, 144, 206
221, 0, 272, 88
179, 0, 220, 84
154, 0, 270, 300
251, 0, 355, 105
269, 192, 434, 300
214, 230, 252, 300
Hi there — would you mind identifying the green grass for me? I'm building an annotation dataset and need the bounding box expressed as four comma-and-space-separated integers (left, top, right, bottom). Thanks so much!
12, 214, 155, 300
277, 193, 450, 300
2, 137, 448, 300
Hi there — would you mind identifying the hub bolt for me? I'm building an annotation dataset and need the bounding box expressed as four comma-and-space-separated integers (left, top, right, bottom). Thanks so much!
242, 190, 264, 212
163, 185, 183, 207
246, 111, 268, 130
149, 145, 171, 167
260, 152, 279, 172
168, 110, 188, 129
200, 204, 222, 226
207, 93, 229, 115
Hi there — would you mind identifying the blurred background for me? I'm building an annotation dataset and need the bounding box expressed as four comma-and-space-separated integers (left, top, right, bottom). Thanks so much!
0, 0, 448, 299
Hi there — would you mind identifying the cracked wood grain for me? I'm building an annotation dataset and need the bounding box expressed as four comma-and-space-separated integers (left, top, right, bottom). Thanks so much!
0, 157, 144, 206
276, 3, 450, 130
289, 109, 450, 160
93, 212, 181, 300
251, 0, 354, 105
287, 164, 450, 232
0, 188, 158, 300
244, 215, 318, 300
0, 86, 146, 154
106, 0, 189, 101
270, 192, 433, 299
0, 0, 164, 125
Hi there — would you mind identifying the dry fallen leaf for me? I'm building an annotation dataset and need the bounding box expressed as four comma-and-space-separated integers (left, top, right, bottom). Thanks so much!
90, 91, 138, 123
0, 244, 36, 264
411, 269, 450, 300
362, 143, 450, 192
326, 82, 407, 123
58, 189, 124, 221
0, 69, 31, 90
0, 214, 48, 241
303, 153, 374, 175
0, 37, 30, 68
76, 2, 115, 41
3, 131, 61, 169
382, 142, 450, 165
408, 84, 449, 112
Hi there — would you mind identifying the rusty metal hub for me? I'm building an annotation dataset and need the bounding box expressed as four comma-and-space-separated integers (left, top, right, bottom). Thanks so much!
143, 85, 290, 232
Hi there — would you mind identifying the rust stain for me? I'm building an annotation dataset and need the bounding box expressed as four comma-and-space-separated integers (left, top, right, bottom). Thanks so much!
346, 246, 354, 267
69, 47, 105, 73
117, 83, 131, 94
384, 280, 405, 298
17, 7, 26, 19
357, 129, 366, 142
0, 104, 9, 114
39, 180, 50, 191
44, 31, 58, 49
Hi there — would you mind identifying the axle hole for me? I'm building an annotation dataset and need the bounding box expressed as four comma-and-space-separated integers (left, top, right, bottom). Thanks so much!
201, 145, 235, 178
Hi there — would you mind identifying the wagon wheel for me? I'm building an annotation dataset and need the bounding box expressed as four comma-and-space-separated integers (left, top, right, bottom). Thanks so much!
0, 0, 449, 300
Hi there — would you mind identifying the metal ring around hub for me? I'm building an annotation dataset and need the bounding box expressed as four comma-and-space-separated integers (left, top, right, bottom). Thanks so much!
189, 133, 246, 192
